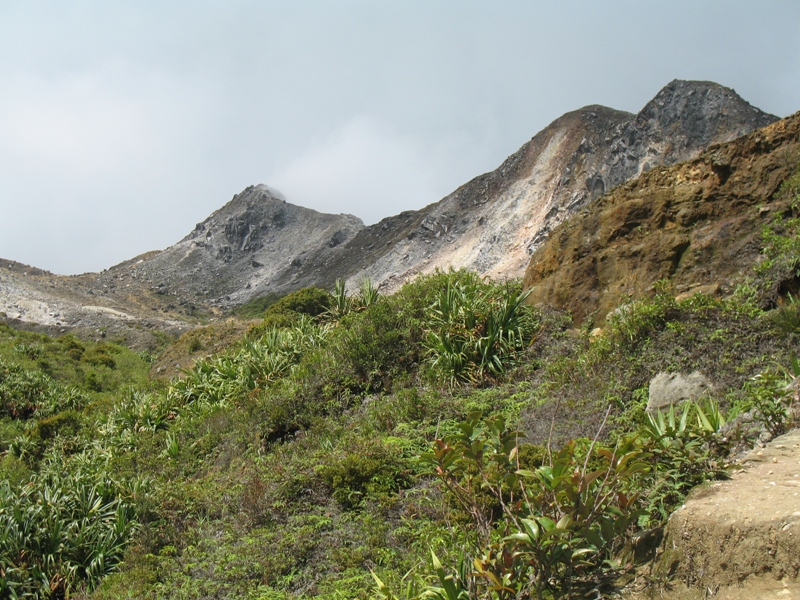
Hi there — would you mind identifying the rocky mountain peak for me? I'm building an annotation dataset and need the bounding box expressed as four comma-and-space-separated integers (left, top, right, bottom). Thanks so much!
523, 110, 800, 323
637, 79, 776, 134
114, 185, 365, 307
327, 81, 778, 294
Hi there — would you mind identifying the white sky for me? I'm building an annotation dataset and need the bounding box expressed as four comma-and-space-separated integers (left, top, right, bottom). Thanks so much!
1, 1, 798, 274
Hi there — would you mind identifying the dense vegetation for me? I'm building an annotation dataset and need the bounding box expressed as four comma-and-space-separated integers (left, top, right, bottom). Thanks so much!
1, 169, 798, 598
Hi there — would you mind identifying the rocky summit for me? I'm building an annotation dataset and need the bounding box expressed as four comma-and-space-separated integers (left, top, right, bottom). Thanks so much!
333, 80, 776, 292
110, 185, 364, 308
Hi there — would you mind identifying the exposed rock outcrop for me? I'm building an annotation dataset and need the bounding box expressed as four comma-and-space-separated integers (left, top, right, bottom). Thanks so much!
523, 111, 800, 324
651, 428, 800, 595
106, 185, 364, 307
330, 80, 776, 293
647, 371, 713, 414
109, 80, 775, 310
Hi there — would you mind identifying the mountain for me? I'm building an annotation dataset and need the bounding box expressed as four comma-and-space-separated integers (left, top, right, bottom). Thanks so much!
103, 80, 775, 310
107, 185, 364, 308
328, 80, 776, 292
0, 80, 779, 344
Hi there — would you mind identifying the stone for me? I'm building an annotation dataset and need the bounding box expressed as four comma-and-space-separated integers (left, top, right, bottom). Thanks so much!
675, 283, 721, 302
525, 108, 795, 325
647, 371, 713, 414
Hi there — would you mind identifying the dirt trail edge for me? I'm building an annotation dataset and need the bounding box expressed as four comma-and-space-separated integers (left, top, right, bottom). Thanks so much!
638, 427, 800, 599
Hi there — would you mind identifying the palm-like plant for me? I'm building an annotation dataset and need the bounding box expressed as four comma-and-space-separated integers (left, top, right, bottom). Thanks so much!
0, 460, 137, 598
425, 272, 536, 384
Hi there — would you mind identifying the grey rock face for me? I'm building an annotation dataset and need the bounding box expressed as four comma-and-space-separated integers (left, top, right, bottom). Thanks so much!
598, 80, 777, 200
112, 185, 364, 307
647, 371, 714, 414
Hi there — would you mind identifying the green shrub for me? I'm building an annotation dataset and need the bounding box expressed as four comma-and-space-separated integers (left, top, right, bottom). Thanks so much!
82, 347, 117, 368
420, 413, 649, 599
755, 165, 800, 303
319, 439, 411, 509
32, 409, 83, 442
0, 454, 31, 487
0, 359, 87, 419
266, 287, 332, 318
770, 293, 800, 334
171, 316, 331, 407
424, 271, 537, 384
231, 293, 281, 319
0, 463, 137, 598
309, 299, 419, 396
246, 289, 334, 338
58, 334, 86, 361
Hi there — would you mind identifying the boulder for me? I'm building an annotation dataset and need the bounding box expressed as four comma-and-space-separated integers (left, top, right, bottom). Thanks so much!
647, 371, 713, 414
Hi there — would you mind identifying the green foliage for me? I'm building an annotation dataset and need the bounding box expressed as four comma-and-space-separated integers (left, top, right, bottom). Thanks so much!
319, 438, 411, 509
171, 316, 331, 406
755, 165, 800, 302
32, 409, 83, 443
594, 282, 677, 354
0, 457, 137, 598
0, 358, 88, 419
234, 287, 333, 324
424, 271, 537, 384
329, 278, 352, 319
0, 259, 795, 598
771, 292, 800, 334
355, 277, 381, 310
419, 413, 649, 599
327, 277, 382, 320
639, 401, 727, 526
81, 344, 118, 369
730, 367, 797, 438
230, 293, 280, 319
264, 287, 333, 320
310, 299, 414, 395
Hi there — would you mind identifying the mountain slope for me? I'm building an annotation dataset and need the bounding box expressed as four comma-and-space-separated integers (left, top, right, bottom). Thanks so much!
97, 80, 775, 310
105, 185, 364, 307
523, 110, 800, 323
294, 80, 777, 294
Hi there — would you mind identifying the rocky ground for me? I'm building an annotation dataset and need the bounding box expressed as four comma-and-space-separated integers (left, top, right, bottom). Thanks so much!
623, 428, 800, 599
0, 258, 190, 350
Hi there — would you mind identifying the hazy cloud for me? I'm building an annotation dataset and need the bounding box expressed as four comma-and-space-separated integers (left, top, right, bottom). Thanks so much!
270, 116, 483, 224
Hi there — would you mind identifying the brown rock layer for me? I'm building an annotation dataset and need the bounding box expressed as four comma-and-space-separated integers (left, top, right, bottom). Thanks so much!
653, 428, 800, 591
523, 112, 800, 324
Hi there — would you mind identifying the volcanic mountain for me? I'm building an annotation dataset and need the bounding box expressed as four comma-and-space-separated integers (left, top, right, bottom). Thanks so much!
0, 80, 780, 345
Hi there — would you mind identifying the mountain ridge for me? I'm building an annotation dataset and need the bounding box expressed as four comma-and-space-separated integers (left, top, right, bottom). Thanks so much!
0, 80, 780, 346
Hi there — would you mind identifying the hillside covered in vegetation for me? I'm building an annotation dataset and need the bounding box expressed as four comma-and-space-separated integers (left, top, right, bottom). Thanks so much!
0, 154, 798, 598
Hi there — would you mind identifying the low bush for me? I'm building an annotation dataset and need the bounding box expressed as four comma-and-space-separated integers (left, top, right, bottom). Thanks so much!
319, 438, 412, 509
424, 271, 537, 385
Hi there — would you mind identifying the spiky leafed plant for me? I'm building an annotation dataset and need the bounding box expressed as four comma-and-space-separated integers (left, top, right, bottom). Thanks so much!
329, 278, 352, 319
0, 456, 137, 598
167, 315, 331, 407
424, 272, 536, 384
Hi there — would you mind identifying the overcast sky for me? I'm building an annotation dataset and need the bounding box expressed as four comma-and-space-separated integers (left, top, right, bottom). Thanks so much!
1, 1, 798, 274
